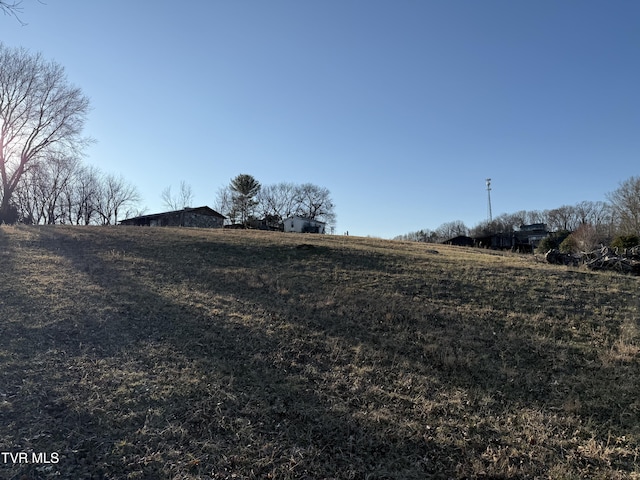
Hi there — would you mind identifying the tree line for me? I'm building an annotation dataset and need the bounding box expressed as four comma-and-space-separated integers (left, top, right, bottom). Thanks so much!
0, 43, 140, 225
12, 157, 140, 225
395, 177, 640, 251
212, 174, 336, 230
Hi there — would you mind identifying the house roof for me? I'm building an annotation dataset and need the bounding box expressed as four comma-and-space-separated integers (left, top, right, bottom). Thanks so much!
120, 206, 226, 223
443, 235, 474, 244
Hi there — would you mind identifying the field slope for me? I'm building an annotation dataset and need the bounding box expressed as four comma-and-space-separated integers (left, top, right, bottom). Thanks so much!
0, 225, 639, 479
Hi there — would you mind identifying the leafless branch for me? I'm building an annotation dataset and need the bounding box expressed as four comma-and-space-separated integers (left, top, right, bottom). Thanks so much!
0, 1, 25, 25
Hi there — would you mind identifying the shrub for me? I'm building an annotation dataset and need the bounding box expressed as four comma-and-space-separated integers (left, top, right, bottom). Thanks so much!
559, 234, 579, 253
611, 234, 640, 250
537, 230, 571, 253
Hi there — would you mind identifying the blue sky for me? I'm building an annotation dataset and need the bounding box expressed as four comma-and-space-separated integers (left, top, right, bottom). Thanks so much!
4, 1, 639, 238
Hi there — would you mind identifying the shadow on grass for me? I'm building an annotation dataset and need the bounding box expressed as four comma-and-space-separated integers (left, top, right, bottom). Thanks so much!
0, 227, 461, 479
1, 226, 638, 478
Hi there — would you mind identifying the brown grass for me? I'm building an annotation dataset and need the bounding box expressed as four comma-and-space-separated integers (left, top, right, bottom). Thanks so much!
0, 225, 639, 479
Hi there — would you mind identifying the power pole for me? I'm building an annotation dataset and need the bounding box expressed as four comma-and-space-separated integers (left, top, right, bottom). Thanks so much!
486, 178, 492, 222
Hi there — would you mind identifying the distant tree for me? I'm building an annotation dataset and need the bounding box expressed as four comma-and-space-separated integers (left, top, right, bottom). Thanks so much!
60, 164, 102, 225
95, 174, 140, 225
506, 211, 528, 229
469, 220, 492, 238
213, 186, 236, 225
255, 181, 337, 228
394, 228, 438, 243
471, 218, 510, 237
435, 221, 468, 242
565, 223, 601, 253
591, 201, 614, 237
525, 210, 545, 225
415, 229, 437, 243
606, 176, 640, 236
12, 159, 141, 226
580, 223, 602, 251
229, 174, 261, 226
294, 183, 336, 226
255, 182, 297, 229
14, 154, 79, 224
161, 180, 194, 210
544, 205, 580, 232
470, 212, 526, 238
0, 43, 90, 223
574, 200, 596, 226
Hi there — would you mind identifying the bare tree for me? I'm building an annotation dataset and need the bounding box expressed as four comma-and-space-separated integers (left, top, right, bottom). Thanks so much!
95, 174, 140, 225
14, 154, 79, 224
295, 183, 336, 226
214, 186, 237, 225
590, 201, 614, 240
544, 205, 579, 232
393, 228, 438, 243
469, 213, 518, 237
161, 180, 194, 210
607, 176, 640, 236
570, 223, 602, 252
0, 43, 90, 223
525, 210, 545, 225
60, 164, 101, 225
256, 182, 300, 227
435, 220, 468, 242
12, 158, 142, 226
256, 181, 337, 228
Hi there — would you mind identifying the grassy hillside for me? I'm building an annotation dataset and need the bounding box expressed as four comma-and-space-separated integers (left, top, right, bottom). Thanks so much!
0, 225, 638, 479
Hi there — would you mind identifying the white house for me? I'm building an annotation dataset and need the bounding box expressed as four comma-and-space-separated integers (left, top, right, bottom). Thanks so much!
283, 216, 326, 234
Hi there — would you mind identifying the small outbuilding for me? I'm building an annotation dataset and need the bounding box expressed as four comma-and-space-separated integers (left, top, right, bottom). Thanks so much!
119, 206, 226, 228
283, 216, 326, 234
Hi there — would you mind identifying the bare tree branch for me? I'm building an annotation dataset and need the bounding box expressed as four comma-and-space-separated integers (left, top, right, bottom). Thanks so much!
1, 0, 46, 25
0, 1, 25, 25
161, 180, 193, 210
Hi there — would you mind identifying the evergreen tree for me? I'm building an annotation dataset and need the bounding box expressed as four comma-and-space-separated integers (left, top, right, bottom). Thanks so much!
229, 174, 261, 226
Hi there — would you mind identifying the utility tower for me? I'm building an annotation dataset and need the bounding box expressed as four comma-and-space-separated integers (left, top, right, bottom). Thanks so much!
486, 178, 492, 222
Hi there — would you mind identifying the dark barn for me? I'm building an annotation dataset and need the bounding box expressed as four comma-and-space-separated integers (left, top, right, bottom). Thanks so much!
120, 206, 226, 228
443, 235, 475, 247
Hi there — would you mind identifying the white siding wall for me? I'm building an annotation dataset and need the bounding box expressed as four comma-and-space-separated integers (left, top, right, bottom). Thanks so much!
284, 216, 326, 233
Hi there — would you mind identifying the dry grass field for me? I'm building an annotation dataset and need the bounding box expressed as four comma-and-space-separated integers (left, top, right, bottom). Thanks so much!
0, 225, 639, 479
